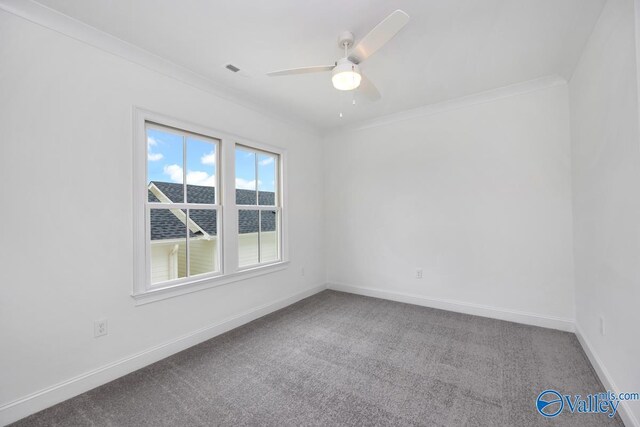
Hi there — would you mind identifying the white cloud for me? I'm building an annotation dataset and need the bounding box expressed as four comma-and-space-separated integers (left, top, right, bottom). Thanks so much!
148, 152, 164, 161
163, 164, 183, 183
235, 178, 262, 190
163, 164, 216, 186
201, 151, 216, 166
147, 137, 164, 161
187, 170, 215, 187
259, 157, 274, 166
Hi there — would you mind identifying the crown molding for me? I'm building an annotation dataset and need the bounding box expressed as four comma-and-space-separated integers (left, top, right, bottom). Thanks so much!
0, 1, 573, 138
0, 0, 321, 136
325, 75, 567, 136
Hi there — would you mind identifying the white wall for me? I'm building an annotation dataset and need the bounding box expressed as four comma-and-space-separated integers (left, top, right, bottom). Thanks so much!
569, 0, 640, 424
324, 82, 576, 326
0, 8, 324, 423
3, 0, 639, 425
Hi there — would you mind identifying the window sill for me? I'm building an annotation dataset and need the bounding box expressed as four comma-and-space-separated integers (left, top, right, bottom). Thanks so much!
132, 261, 290, 306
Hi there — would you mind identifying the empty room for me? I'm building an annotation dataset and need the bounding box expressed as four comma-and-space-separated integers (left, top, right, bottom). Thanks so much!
1, 0, 639, 425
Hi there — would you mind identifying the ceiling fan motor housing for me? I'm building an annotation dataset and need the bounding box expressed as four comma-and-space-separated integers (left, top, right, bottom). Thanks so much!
338, 31, 355, 49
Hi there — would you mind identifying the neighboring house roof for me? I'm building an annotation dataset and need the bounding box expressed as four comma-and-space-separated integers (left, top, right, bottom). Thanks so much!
148, 181, 276, 241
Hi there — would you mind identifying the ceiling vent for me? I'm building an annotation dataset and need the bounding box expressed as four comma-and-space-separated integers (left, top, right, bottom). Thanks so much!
225, 64, 241, 73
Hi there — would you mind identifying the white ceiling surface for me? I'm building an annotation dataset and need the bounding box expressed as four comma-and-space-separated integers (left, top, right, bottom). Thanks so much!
34, 0, 606, 131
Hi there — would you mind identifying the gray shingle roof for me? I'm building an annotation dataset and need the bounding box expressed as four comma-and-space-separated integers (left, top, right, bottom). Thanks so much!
148, 182, 276, 240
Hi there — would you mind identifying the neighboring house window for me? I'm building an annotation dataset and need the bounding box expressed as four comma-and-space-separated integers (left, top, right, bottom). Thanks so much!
133, 110, 287, 302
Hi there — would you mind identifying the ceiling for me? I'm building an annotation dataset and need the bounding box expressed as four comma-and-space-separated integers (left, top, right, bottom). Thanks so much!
34, 0, 606, 131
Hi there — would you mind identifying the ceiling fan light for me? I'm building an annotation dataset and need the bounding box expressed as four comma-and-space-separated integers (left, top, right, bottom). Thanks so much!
332, 60, 361, 91
332, 71, 362, 91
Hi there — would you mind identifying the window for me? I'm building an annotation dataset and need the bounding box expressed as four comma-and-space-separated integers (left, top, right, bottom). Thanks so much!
236, 146, 281, 267
133, 110, 287, 302
146, 123, 220, 286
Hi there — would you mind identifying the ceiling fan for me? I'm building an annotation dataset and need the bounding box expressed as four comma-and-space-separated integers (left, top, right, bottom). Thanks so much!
266, 10, 410, 101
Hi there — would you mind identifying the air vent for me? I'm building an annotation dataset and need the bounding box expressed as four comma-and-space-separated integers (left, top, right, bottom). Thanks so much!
225, 64, 241, 73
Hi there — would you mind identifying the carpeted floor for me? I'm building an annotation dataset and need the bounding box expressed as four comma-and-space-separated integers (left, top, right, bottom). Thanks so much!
13, 290, 623, 426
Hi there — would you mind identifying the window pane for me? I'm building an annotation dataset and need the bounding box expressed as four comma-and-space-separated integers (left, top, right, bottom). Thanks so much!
260, 210, 279, 263
236, 147, 257, 205
147, 127, 184, 203
188, 209, 218, 275
149, 208, 187, 284
186, 137, 216, 204
258, 153, 277, 206
238, 209, 259, 267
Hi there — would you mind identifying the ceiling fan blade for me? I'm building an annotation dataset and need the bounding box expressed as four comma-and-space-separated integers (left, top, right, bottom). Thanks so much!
349, 10, 410, 64
359, 74, 381, 101
267, 65, 334, 76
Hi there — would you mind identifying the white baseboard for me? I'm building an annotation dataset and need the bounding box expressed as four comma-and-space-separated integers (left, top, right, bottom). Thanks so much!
0, 284, 326, 426
327, 282, 575, 332
575, 325, 639, 427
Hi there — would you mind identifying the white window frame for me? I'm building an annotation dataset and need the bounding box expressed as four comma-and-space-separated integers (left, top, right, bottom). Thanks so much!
236, 144, 283, 270
132, 108, 289, 305
145, 122, 222, 290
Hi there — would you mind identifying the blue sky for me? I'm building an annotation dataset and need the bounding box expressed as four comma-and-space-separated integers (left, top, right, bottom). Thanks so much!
147, 128, 276, 192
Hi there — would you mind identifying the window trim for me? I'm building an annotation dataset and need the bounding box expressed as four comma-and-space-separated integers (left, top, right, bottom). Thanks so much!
132, 108, 289, 304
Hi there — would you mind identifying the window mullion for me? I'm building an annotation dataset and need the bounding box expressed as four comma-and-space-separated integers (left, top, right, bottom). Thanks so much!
257, 209, 262, 264
182, 134, 187, 203
235, 205, 276, 210
254, 148, 259, 206
222, 139, 239, 274
185, 207, 190, 278
148, 202, 219, 209
216, 206, 222, 273
183, 135, 189, 278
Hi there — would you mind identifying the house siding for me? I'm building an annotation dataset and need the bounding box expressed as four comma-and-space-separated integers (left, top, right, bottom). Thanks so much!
151, 233, 276, 282
239, 231, 278, 267
150, 242, 182, 284
187, 239, 218, 276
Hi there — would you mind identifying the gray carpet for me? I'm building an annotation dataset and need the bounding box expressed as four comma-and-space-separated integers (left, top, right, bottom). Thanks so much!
13, 290, 622, 426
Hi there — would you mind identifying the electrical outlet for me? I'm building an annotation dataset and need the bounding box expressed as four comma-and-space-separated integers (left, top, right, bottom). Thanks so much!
599, 316, 605, 336
301, 267, 305, 277
94, 319, 108, 338
416, 268, 423, 279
